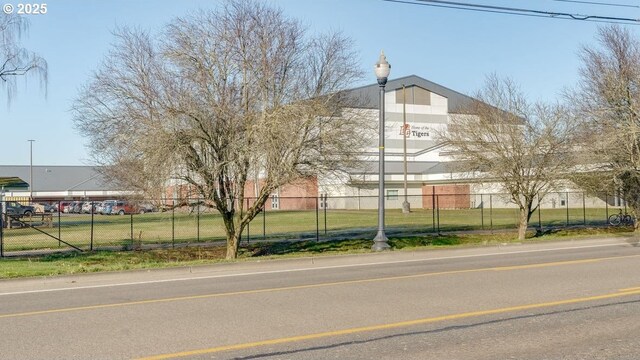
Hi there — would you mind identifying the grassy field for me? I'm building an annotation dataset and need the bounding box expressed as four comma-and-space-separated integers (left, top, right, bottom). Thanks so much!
0, 206, 622, 253
0, 226, 630, 279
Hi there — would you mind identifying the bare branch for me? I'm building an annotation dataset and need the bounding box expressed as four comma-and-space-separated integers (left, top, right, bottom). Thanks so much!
568, 25, 640, 228
72, 0, 366, 259
438, 74, 575, 240
0, 13, 47, 105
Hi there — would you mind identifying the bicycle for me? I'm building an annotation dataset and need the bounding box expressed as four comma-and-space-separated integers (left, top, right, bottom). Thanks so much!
608, 209, 634, 226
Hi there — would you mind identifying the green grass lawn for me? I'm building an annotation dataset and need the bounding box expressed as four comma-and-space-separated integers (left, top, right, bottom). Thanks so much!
0, 207, 623, 253
0, 226, 630, 279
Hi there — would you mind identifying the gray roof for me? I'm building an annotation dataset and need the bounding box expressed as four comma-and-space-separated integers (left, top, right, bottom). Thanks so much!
0, 166, 121, 192
344, 75, 476, 113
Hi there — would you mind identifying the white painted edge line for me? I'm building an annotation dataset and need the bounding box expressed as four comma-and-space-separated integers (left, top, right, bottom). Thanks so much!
0, 242, 629, 297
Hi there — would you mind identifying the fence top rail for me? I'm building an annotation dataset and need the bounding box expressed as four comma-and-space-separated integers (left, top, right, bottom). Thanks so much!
0, 191, 623, 203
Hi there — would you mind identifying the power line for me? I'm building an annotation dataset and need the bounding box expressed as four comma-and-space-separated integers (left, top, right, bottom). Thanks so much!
385, 0, 559, 20
383, 0, 640, 25
417, 0, 640, 21
552, 0, 640, 9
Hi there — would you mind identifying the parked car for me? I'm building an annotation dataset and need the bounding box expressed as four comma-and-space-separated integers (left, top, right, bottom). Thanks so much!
67, 201, 84, 214
37, 203, 57, 213
99, 200, 117, 215
81, 202, 97, 214
63, 202, 74, 213
138, 202, 157, 214
56, 201, 71, 213
5, 201, 35, 216
110, 201, 139, 215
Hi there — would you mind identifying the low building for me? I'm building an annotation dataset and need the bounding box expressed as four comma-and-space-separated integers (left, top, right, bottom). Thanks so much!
0, 165, 133, 201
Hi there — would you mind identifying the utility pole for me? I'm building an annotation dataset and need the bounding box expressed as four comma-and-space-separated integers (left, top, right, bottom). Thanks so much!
28, 139, 35, 202
402, 85, 410, 213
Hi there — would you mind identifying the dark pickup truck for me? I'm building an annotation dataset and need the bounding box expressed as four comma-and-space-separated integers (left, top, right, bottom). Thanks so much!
5, 201, 35, 216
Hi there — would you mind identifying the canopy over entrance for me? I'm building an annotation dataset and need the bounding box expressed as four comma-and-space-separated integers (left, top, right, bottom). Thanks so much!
0, 177, 29, 190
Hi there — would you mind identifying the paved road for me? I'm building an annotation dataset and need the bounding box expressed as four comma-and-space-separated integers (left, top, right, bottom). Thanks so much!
2, 237, 640, 359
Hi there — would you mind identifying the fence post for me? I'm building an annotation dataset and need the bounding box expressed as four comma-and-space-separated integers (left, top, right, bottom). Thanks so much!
58, 200, 61, 247
130, 213, 134, 246
263, 204, 266, 241
605, 193, 609, 224
315, 196, 319, 242
538, 193, 542, 231
490, 194, 493, 231
566, 191, 569, 227
172, 199, 175, 248
582, 192, 586, 225
323, 194, 327, 235
246, 198, 250, 245
0, 202, 4, 258
197, 199, 200, 242
480, 194, 484, 230
436, 195, 441, 234
432, 193, 436, 233
90, 201, 94, 251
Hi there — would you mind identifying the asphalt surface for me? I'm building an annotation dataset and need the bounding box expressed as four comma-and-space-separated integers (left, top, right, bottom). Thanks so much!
2, 237, 640, 359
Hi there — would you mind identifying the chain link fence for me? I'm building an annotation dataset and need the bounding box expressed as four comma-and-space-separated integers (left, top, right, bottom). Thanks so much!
0, 192, 628, 256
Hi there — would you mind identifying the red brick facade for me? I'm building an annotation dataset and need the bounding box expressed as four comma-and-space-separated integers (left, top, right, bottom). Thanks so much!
164, 177, 319, 210
245, 177, 319, 210
421, 184, 471, 209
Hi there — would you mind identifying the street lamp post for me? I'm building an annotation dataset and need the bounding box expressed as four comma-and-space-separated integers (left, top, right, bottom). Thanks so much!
28, 139, 35, 202
372, 51, 391, 251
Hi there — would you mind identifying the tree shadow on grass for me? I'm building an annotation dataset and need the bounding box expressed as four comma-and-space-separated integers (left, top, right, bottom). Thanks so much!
246, 239, 372, 257
245, 235, 464, 257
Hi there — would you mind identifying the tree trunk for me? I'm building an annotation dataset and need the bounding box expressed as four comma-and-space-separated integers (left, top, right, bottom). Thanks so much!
517, 207, 529, 241
225, 231, 241, 260
221, 210, 241, 260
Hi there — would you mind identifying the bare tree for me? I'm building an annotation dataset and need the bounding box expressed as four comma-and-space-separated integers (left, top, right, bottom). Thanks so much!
72, 0, 368, 259
0, 13, 47, 105
438, 75, 574, 240
568, 25, 640, 229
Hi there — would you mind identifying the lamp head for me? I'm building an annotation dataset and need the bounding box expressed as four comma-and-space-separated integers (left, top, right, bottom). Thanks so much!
374, 50, 391, 85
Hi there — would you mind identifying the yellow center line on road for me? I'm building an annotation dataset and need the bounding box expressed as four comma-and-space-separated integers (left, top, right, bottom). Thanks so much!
489, 257, 601, 271
135, 288, 640, 360
1, 254, 640, 320
619, 286, 640, 292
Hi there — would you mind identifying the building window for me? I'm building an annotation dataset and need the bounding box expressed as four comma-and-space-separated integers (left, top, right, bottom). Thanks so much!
386, 190, 398, 201
271, 194, 279, 210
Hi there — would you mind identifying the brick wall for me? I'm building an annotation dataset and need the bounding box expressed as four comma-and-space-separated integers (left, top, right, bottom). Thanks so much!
271, 177, 318, 210
421, 184, 471, 209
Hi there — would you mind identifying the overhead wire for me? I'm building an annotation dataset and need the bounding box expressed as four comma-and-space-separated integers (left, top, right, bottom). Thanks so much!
384, 0, 562, 19
416, 0, 640, 22
552, 0, 640, 9
382, 0, 640, 25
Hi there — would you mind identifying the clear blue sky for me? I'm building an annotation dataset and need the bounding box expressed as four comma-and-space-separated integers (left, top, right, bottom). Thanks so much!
1, 0, 639, 166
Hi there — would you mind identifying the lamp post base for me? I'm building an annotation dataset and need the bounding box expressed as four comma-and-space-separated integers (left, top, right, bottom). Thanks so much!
402, 201, 411, 214
372, 230, 390, 251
